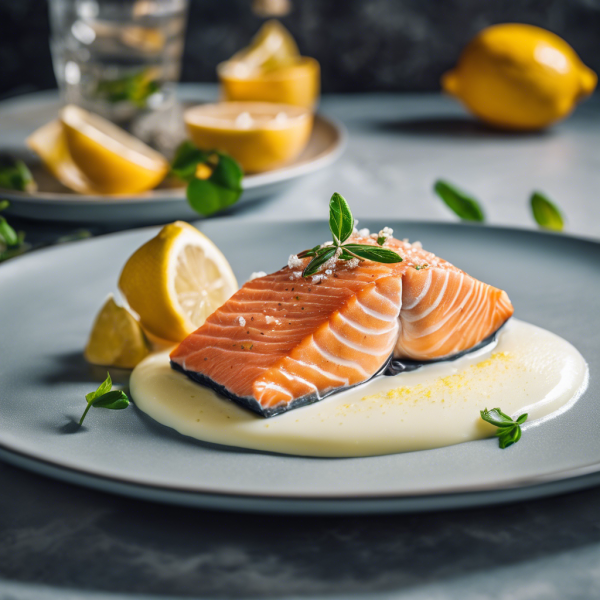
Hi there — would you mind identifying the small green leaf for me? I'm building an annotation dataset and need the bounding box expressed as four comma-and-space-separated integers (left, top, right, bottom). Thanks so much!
0, 200, 9, 211
95, 70, 160, 108
182, 150, 243, 217
342, 244, 403, 264
0, 157, 35, 192
434, 180, 485, 222
530, 192, 564, 231
171, 141, 211, 182
303, 247, 337, 277
329, 192, 354, 244
480, 407, 527, 449
297, 244, 322, 258
0, 217, 18, 247
85, 372, 112, 404
92, 390, 130, 410
480, 407, 514, 428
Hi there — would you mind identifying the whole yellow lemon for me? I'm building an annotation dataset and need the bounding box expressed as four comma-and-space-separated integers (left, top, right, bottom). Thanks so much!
442, 24, 597, 130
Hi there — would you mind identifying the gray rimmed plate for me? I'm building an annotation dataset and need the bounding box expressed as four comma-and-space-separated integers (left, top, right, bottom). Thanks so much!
0, 88, 346, 224
0, 219, 598, 514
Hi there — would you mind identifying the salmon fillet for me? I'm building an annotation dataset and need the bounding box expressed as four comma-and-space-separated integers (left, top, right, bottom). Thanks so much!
170, 235, 513, 416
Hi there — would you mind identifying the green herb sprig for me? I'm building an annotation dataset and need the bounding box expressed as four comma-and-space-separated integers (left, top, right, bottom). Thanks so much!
434, 180, 485, 222
480, 407, 528, 449
79, 372, 130, 426
0, 156, 35, 192
171, 141, 243, 217
530, 191, 564, 231
95, 70, 160, 108
298, 193, 403, 277
0, 200, 27, 263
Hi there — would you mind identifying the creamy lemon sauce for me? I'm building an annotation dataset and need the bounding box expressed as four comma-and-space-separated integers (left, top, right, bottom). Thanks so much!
130, 319, 588, 457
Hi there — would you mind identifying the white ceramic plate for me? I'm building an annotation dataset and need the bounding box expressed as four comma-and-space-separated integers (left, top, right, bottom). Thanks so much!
0, 219, 599, 514
0, 88, 346, 224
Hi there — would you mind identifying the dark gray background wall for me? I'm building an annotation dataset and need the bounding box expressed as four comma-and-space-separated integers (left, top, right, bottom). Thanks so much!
1, 0, 600, 98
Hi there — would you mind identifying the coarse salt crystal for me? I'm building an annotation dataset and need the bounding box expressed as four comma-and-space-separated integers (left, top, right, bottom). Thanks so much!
248, 271, 266, 281
346, 258, 360, 269
358, 228, 370, 237
311, 274, 325, 283
288, 254, 304, 269
265, 316, 280, 325
237, 316, 246, 326
412, 241, 422, 249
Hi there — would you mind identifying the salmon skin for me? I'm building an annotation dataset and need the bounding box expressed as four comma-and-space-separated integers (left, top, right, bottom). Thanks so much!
170, 235, 514, 417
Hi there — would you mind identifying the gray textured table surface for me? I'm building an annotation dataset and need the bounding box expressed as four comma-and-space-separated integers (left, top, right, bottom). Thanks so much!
1, 87, 600, 600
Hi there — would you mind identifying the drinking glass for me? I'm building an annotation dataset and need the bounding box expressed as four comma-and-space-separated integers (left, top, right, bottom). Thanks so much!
49, 0, 188, 133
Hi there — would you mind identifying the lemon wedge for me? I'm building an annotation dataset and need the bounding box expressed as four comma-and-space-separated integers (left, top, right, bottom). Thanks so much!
118, 221, 238, 343
85, 295, 150, 369
442, 24, 597, 130
218, 20, 320, 109
59, 105, 169, 194
184, 102, 313, 173
229, 19, 299, 72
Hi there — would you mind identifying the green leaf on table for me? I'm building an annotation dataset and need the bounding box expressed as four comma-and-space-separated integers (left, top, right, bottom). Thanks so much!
342, 244, 403, 264
434, 180, 485, 222
329, 192, 354, 244
80, 372, 130, 426
0, 156, 36, 192
530, 191, 564, 231
480, 407, 528, 449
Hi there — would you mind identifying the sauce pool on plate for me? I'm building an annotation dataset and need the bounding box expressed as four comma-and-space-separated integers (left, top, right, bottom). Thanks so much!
130, 319, 588, 457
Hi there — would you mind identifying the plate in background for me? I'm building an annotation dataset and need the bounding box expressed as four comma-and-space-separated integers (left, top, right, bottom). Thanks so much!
0, 219, 598, 514
0, 87, 346, 224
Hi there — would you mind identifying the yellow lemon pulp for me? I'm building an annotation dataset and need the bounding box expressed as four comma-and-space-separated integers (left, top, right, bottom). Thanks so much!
184, 102, 313, 173
118, 221, 238, 343
442, 23, 597, 130
85, 295, 150, 369
60, 105, 169, 194
218, 20, 320, 109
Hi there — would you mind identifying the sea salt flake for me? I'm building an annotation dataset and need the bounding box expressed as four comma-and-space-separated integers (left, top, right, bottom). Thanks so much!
288, 254, 304, 269
311, 274, 325, 283
346, 258, 360, 269
358, 228, 370, 238
248, 271, 266, 281
237, 316, 246, 326
265, 316, 281, 325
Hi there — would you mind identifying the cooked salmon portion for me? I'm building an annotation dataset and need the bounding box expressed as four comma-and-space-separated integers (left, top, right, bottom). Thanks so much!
170, 235, 513, 416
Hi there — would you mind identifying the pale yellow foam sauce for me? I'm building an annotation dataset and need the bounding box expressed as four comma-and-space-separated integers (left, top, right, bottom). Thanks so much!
130, 319, 588, 457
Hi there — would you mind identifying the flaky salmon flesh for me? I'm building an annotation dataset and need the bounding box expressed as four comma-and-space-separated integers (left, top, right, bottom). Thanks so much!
170, 235, 514, 417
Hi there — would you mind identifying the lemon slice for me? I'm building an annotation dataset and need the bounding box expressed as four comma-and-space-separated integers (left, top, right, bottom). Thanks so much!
184, 102, 313, 173
59, 105, 169, 194
26, 120, 99, 194
229, 20, 299, 73
85, 295, 150, 369
118, 221, 238, 343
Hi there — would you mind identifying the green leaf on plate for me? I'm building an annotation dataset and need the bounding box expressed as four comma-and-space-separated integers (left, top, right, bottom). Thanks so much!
170, 141, 211, 182
80, 372, 130, 426
480, 407, 528, 449
434, 180, 485, 222
530, 191, 564, 231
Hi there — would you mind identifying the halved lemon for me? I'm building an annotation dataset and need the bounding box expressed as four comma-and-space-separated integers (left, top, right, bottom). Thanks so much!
85, 294, 150, 369
118, 221, 238, 343
184, 102, 313, 173
60, 105, 169, 194
217, 20, 320, 109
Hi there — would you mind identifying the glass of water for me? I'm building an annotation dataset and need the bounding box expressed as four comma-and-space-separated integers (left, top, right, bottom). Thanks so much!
49, 0, 188, 132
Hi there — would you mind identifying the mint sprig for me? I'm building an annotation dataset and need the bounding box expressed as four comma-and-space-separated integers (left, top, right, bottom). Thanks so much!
79, 372, 130, 426
434, 180, 485, 222
530, 191, 564, 231
0, 156, 35, 192
171, 141, 243, 217
298, 193, 402, 277
480, 407, 528, 449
